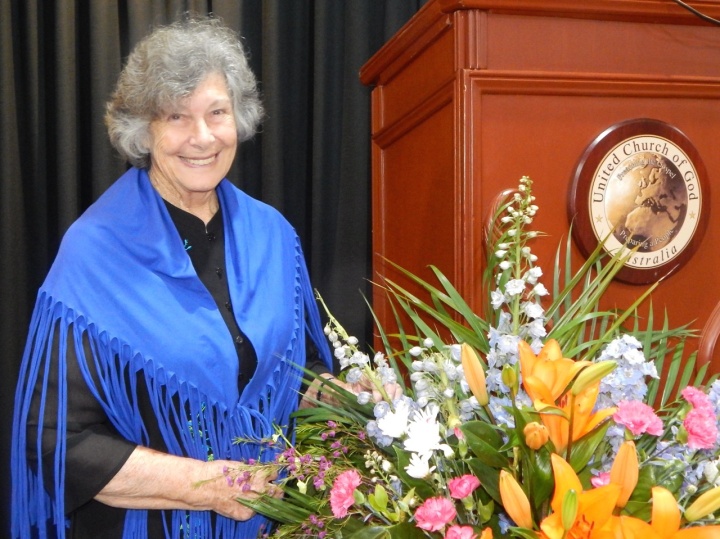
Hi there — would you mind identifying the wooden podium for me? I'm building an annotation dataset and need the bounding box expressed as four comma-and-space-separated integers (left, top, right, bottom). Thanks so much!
360, 0, 720, 371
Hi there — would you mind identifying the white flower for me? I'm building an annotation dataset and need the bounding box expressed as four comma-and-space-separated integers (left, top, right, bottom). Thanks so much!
505, 279, 525, 297
409, 346, 423, 357
522, 301, 544, 320
703, 461, 719, 485
491, 289, 505, 309
403, 404, 443, 455
423, 337, 434, 348
377, 400, 412, 438
525, 267, 543, 284
356, 392, 372, 405
346, 367, 363, 383
499, 261, 512, 270
351, 351, 370, 366
526, 318, 547, 339
495, 250, 507, 258
533, 283, 549, 296
405, 452, 435, 479
422, 360, 438, 373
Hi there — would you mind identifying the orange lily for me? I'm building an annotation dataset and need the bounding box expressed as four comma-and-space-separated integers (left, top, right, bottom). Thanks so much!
518, 339, 589, 403
499, 470, 533, 529
650, 486, 720, 539
609, 441, 639, 508
595, 486, 720, 539
461, 343, 489, 406
533, 381, 616, 454
539, 454, 621, 539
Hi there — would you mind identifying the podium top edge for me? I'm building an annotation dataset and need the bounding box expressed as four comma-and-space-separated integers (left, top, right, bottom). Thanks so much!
359, 0, 720, 85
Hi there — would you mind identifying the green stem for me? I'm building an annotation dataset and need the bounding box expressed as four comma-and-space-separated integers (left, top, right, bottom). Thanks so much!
565, 393, 576, 463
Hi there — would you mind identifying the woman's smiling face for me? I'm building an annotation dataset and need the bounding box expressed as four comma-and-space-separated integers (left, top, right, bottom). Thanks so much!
148, 72, 237, 201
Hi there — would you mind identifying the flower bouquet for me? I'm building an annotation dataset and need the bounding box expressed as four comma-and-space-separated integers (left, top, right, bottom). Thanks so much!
239, 177, 720, 539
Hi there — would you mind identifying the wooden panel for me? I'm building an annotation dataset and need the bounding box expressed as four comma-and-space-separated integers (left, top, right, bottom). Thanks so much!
483, 14, 720, 75
464, 73, 720, 371
699, 301, 720, 367
438, 0, 720, 23
371, 87, 457, 331
371, 21, 455, 131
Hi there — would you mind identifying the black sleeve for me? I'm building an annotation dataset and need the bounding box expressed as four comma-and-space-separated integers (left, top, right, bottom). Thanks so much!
26, 325, 137, 513
306, 337, 331, 377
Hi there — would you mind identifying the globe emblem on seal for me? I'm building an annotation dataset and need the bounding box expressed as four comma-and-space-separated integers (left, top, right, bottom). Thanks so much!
589, 135, 702, 271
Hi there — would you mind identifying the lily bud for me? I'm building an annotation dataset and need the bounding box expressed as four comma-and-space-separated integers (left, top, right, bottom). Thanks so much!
685, 485, 720, 522
501, 364, 518, 397
610, 441, 638, 508
479, 528, 493, 539
523, 421, 549, 450
571, 361, 617, 396
461, 343, 489, 406
561, 489, 579, 531
499, 470, 533, 529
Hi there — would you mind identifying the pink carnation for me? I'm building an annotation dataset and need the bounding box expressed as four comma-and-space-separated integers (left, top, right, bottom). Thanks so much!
684, 407, 719, 450
613, 400, 663, 436
414, 496, 457, 532
445, 525, 478, 539
591, 471, 611, 488
448, 474, 481, 499
682, 386, 714, 411
329, 469, 362, 518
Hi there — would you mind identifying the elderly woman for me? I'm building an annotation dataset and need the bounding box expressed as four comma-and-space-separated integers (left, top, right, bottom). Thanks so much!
11, 17, 379, 539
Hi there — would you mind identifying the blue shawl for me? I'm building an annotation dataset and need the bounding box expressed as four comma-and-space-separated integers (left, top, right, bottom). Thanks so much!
11, 167, 331, 538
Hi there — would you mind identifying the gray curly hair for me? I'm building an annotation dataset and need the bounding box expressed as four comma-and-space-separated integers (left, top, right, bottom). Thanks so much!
105, 16, 263, 168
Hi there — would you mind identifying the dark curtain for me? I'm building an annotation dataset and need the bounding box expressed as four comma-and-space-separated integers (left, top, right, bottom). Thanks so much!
0, 0, 424, 533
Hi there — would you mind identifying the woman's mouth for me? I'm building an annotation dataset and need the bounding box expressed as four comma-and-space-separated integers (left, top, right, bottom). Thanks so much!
181, 154, 217, 166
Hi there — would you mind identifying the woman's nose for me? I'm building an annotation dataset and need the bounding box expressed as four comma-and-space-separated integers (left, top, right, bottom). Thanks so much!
190, 119, 215, 146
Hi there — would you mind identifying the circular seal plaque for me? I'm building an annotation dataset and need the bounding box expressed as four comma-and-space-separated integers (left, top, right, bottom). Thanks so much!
569, 119, 709, 284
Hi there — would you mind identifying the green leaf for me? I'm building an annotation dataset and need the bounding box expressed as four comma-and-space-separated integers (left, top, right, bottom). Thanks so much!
568, 421, 611, 472
528, 447, 554, 508
460, 421, 508, 468
345, 521, 427, 539
507, 527, 541, 539
623, 465, 655, 520
466, 458, 502, 503
236, 496, 312, 524
369, 484, 389, 512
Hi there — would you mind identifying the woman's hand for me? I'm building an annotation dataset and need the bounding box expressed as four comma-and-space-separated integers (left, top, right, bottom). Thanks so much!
95, 446, 283, 521
300, 373, 403, 409
199, 459, 283, 521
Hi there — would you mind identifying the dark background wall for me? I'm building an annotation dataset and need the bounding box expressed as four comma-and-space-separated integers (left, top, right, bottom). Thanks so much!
0, 0, 424, 534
